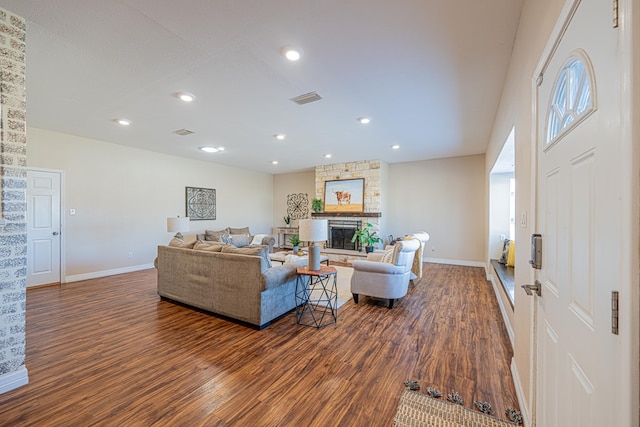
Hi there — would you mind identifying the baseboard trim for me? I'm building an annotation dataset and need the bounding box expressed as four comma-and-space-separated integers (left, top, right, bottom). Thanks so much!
424, 257, 486, 268
511, 358, 531, 427
65, 263, 155, 283
0, 366, 29, 394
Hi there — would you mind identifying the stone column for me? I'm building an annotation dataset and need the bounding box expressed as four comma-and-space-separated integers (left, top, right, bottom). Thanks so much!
0, 7, 28, 393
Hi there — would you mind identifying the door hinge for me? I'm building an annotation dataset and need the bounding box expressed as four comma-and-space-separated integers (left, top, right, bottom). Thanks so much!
611, 291, 619, 335
613, 0, 619, 28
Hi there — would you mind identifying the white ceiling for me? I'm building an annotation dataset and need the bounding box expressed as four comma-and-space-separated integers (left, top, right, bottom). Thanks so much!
2, 0, 523, 174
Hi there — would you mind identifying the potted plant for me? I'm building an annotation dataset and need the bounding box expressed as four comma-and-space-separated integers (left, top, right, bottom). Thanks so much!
351, 223, 382, 253
283, 215, 291, 228
288, 234, 301, 253
311, 198, 323, 213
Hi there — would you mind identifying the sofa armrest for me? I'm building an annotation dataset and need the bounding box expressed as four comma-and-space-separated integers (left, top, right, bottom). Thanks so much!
261, 235, 276, 252
262, 264, 297, 290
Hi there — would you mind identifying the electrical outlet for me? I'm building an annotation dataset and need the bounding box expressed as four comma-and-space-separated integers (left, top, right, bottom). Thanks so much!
500, 234, 506, 241
128, 252, 134, 258
431, 246, 436, 252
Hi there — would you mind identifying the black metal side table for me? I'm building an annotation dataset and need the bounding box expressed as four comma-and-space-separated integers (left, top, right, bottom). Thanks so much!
295, 266, 338, 328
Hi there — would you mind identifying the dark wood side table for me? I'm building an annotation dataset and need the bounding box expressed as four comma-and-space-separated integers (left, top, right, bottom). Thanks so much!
295, 266, 338, 328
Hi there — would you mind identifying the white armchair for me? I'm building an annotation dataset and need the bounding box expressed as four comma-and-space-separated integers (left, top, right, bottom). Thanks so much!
350, 239, 421, 308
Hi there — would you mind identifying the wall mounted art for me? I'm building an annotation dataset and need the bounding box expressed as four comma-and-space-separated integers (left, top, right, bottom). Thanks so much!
185, 187, 216, 220
324, 178, 364, 213
287, 193, 309, 219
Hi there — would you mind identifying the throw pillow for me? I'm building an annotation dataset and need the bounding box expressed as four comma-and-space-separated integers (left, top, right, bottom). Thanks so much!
204, 228, 229, 241
380, 247, 395, 263
228, 234, 252, 247
506, 241, 516, 267
168, 236, 196, 249
193, 240, 226, 252
499, 240, 511, 264
221, 245, 272, 271
228, 226, 250, 236
250, 234, 269, 246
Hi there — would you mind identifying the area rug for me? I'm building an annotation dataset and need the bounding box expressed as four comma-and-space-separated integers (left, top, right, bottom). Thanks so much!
393, 389, 518, 427
308, 265, 353, 309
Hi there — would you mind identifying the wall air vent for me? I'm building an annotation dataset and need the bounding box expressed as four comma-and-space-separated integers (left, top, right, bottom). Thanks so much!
173, 128, 194, 136
290, 92, 322, 105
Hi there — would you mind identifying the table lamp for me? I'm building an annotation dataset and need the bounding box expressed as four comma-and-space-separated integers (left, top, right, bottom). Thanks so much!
167, 216, 190, 239
299, 218, 328, 271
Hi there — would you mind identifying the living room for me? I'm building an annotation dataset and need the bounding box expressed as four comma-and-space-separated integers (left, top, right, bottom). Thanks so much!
1, 0, 639, 425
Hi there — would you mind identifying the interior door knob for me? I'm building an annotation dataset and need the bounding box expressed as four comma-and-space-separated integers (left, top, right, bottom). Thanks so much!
52, 231, 59, 235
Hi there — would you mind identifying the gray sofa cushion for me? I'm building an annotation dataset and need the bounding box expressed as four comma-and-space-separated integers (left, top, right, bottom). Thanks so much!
227, 234, 252, 247
193, 240, 228, 252
221, 245, 272, 271
229, 226, 250, 236
168, 236, 196, 249
204, 228, 230, 241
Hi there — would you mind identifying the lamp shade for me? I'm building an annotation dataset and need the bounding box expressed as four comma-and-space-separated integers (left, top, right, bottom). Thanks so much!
167, 216, 190, 233
299, 219, 328, 242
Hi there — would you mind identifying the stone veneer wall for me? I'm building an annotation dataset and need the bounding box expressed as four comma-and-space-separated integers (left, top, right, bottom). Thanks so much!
0, 7, 28, 390
314, 160, 382, 230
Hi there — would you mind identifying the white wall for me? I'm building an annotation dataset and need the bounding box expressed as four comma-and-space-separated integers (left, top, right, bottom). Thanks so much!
27, 127, 274, 280
272, 171, 315, 229
484, 0, 566, 421
386, 155, 487, 264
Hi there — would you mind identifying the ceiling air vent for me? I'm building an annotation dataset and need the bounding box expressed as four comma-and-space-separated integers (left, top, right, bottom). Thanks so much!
173, 128, 194, 136
290, 91, 322, 105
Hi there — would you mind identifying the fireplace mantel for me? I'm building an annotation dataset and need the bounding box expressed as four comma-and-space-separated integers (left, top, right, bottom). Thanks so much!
311, 212, 381, 218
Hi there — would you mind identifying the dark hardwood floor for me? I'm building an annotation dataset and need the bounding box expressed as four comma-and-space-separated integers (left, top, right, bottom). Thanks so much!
0, 263, 518, 426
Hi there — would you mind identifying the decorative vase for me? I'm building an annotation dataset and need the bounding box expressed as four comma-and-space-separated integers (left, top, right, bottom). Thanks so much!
365, 246, 374, 253
292, 245, 299, 253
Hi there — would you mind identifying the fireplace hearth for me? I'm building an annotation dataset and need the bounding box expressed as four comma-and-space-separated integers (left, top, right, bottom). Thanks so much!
328, 220, 361, 251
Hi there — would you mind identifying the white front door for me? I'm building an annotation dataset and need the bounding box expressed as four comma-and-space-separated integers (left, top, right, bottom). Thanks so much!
533, 0, 627, 425
26, 169, 62, 287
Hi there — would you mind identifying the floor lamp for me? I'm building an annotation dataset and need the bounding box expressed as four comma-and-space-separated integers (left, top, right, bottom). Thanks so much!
299, 218, 328, 271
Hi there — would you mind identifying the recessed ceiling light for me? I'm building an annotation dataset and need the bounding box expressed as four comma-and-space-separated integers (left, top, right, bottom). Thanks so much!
324, 154, 332, 159
391, 144, 400, 150
217, 146, 225, 151
274, 133, 286, 140
271, 160, 279, 165
357, 117, 371, 125
200, 146, 219, 153
281, 46, 302, 61
115, 118, 131, 126
175, 92, 195, 102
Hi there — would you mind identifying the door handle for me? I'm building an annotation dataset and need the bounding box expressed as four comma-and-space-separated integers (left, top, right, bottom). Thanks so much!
52, 231, 59, 236
522, 280, 542, 297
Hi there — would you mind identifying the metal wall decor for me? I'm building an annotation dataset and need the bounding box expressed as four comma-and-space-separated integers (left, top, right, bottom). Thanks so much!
287, 193, 309, 219
186, 187, 216, 220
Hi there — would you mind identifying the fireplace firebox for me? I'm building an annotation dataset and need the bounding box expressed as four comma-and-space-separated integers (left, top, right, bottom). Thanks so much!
328, 220, 361, 251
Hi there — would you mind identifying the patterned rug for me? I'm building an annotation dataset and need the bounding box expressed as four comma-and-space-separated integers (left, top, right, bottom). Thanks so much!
393, 389, 519, 427
308, 265, 353, 309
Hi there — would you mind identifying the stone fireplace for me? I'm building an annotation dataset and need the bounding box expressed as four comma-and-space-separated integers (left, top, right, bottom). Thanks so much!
310, 159, 387, 263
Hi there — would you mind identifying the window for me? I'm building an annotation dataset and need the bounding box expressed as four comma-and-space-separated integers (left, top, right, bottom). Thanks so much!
546, 54, 594, 144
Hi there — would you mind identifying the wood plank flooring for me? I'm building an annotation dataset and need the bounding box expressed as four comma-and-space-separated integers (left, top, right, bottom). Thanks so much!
0, 263, 518, 426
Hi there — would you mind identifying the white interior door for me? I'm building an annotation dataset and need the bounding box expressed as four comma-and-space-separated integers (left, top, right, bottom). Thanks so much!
534, 0, 625, 425
27, 169, 61, 287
